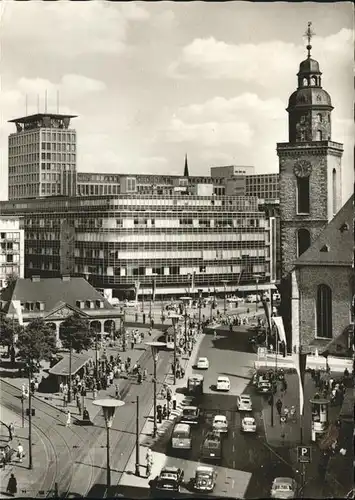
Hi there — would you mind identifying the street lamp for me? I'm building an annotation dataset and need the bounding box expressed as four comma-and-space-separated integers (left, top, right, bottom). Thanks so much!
169, 313, 180, 385
146, 341, 166, 438
180, 296, 192, 348
197, 289, 203, 334
254, 274, 262, 313
92, 399, 125, 488
221, 280, 228, 315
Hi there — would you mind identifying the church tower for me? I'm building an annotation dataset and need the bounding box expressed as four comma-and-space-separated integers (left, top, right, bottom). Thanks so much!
277, 22, 343, 277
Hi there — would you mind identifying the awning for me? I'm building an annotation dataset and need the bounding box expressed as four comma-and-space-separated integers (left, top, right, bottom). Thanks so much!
272, 316, 287, 348
49, 353, 92, 376
320, 324, 354, 357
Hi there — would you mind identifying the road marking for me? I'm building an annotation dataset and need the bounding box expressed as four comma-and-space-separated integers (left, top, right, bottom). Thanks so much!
233, 460, 235, 468
232, 431, 235, 437
232, 444, 235, 451
232, 479, 235, 489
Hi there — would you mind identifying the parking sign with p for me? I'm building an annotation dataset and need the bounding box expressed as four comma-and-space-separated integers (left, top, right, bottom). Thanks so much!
297, 446, 311, 463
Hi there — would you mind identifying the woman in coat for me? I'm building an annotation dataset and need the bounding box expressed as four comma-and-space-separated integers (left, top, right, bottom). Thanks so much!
7, 473, 17, 496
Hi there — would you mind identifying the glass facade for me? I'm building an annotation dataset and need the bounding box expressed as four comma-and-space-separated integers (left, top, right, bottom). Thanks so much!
0, 218, 24, 289
8, 114, 77, 200
0, 194, 274, 295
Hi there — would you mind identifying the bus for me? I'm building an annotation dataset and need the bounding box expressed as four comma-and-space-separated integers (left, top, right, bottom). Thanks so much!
171, 423, 192, 450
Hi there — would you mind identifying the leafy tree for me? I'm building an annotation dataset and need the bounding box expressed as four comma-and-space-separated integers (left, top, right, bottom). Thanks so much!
0, 316, 23, 348
59, 313, 93, 402
17, 318, 57, 365
5, 272, 19, 288
59, 313, 93, 353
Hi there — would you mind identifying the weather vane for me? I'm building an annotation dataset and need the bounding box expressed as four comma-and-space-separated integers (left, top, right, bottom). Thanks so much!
304, 21, 315, 58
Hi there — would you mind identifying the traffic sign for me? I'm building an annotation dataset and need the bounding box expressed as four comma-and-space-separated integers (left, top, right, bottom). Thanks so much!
297, 446, 312, 463
280, 416, 286, 423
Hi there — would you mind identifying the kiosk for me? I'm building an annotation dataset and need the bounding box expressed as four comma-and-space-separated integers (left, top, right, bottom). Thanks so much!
310, 398, 330, 442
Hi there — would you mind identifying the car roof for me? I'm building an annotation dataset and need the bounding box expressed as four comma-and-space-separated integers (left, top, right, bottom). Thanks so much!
214, 414, 227, 419
218, 376, 229, 380
196, 465, 214, 473
174, 423, 190, 432
240, 394, 251, 399
183, 405, 198, 411
162, 466, 179, 473
243, 416, 255, 422
189, 374, 204, 380
273, 477, 294, 484
198, 356, 208, 360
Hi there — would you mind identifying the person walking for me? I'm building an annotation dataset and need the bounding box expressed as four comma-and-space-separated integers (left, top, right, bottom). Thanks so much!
17, 442, 24, 463
146, 448, 153, 478
66, 410, 71, 428
63, 392, 68, 408
6, 473, 17, 497
172, 393, 177, 411
276, 398, 283, 417
8, 422, 15, 441
282, 378, 288, 393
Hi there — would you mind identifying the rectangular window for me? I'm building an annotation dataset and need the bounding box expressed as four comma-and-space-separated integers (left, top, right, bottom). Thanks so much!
297, 177, 310, 214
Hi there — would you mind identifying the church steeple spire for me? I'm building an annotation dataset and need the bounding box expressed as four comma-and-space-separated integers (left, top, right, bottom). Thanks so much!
183, 153, 189, 177
304, 21, 315, 59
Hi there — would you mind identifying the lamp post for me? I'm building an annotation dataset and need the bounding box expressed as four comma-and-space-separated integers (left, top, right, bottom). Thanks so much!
92, 399, 125, 488
180, 296, 192, 348
169, 313, 180, 385
198, 289, 203, 334
255, 274, 262, 313
27, 359, 33, 469
141, 287, 144, 313
146, 341, 166, 438
221, 280, 228, 315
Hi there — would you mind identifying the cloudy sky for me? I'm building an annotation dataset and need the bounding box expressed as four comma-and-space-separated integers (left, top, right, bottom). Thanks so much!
0, 1, 353, 202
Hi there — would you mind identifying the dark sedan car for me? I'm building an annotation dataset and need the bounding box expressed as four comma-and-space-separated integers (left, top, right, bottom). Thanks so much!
152, 466, 185, 495
200, 431, 223, 462
179, 405, 200, 425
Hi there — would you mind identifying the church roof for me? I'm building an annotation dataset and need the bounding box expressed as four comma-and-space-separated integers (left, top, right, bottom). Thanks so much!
0, 277, 114, 314
298, 58, 321, 75
295, 195, 354, 267
288, 87, 332, 109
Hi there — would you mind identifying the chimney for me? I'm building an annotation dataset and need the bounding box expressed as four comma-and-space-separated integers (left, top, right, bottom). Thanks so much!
62, 275, 71, 282
31, 275, 41, 283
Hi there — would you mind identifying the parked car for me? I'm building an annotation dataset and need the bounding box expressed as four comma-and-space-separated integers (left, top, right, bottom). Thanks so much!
171, 423, 192, 451
179, 406, 200, 425
193, 465, 217, 492
216, 376, 230, 392
257, 380, 272, 394
241, 416, 257, 433
200, 431, 223, 461
212, 414, 228, 434
154, 466, 185, 493
125, 300, 137, 308
270, 477, 297, 499
236, 394, 253, 412
187, 374, 204, 395
196, 357, 209, 370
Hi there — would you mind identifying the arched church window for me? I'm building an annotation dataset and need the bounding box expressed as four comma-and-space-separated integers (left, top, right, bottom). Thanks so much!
316, 284, 332, 338
312, 76, 317, 86
316, 113, 322, 123
303, 78, 308, 86
332, 168, 337, 215
297, 228, 311, 256
297, 177, 310, 214
316, 130, 322, 141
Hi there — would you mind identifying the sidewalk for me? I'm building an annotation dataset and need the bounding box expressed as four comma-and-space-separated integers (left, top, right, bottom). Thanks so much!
255, 353, 352, 373
0, 405, 49, 499
0, 328, 164, 425
119, 332, 205, 489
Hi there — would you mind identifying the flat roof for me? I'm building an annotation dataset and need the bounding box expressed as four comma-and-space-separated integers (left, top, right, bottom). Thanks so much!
8, 113, 77, 124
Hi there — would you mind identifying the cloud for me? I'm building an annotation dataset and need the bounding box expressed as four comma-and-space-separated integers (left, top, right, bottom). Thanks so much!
169, 29, 353, 86
178, 93, 285, 123
165, 118, 254, 147
1, 2, 150, 57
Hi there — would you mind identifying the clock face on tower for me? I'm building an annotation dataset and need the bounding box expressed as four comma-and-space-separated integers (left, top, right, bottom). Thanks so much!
293, 160, 312, 178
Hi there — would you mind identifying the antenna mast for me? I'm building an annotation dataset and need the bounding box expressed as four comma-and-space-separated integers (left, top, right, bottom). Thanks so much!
45, 90, 48, 113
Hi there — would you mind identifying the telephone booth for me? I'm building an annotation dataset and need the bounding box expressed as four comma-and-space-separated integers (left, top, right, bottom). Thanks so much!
310, 398, 330, 442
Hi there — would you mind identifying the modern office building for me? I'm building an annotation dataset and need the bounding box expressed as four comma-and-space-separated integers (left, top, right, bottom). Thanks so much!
0, 192, 277, 298
0, 216, 25, 289
8, 113, 77, 200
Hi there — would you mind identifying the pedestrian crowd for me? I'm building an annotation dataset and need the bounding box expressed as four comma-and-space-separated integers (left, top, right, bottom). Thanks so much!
311, 367, 350, 406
